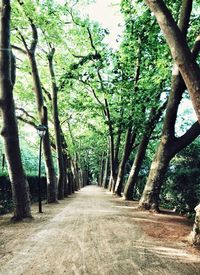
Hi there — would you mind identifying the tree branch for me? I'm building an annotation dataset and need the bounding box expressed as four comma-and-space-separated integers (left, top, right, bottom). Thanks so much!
42, 86, 52, 101
11, 44, 27, 55
17, 0, 38, 54
87, 27, 98, 54
17, 116, 37, 128
173, 121, 200, 154
15, 107, 37, 122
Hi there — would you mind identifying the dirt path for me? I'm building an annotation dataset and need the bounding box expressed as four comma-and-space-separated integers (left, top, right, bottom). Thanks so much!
0, 185, 200, 275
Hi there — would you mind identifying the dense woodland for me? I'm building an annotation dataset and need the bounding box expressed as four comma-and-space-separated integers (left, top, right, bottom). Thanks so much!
0, 0, 200, 246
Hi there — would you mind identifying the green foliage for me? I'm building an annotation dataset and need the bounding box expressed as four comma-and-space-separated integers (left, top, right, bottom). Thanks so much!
161, 141, 200, 215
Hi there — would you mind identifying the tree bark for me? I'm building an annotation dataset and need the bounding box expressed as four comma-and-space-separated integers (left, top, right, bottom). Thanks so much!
102, 149, 109, 189
138, 141, 172, 211
60, 130, 73, 195
0, 0, 31, 220
15, 4, 57, 202
124, 133, 150, 201
48, 48, 67, 200
98, 153, 105, 186
28, 52, 57, 203
115, 126, 136, 196
123, 101, 167, 200
190, 204, 200, 245
104, 98, 116, 192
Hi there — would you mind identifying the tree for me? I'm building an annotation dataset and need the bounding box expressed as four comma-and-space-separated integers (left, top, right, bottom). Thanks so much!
0, 0, 31, 220
114, 0, 170, 197
13, 1, 57, 202
47, 47, 67, 199
143, 0, 200, 244
138, 0, 200, 211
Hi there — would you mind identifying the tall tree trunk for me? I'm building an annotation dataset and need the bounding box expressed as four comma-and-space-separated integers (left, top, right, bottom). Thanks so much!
111, 116, 123, 193
123, 101, 167, 200
48, 49, 67, 200
102, 150, 109, 189
124, 133, 150, 200
115, 127, 136, 196
67, 120, 81, 190
42, 107, 57, 202
16, 16, 57, 203
65, 156, 73, 194
105, 98, 116, 192
138, 140, 172, 211
139, 120, 200, 211
98, 154, 105, 186
28, 52, 57, 203
0, 0, 31, 220
59, 126, 74, 194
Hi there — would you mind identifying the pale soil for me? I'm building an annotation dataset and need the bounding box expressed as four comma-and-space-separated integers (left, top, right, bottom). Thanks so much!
0, 185, 200, 275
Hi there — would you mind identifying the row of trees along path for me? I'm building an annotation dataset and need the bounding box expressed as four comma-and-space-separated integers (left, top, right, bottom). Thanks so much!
0, 0, 200, 268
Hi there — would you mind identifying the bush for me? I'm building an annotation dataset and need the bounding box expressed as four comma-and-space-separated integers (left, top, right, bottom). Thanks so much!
0, 175, 47, 215
161, 142, 200, 215
0, 175, 13, 214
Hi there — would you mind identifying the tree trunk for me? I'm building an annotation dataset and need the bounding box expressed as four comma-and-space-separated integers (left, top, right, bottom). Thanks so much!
65, 156, 73, 194
102, 151, 109, 189
111, 123, 123, 193
48, 49, 67, 200
28, 53, 57, 203
115, 127, 136, 196
59, 127, 74, 194
123, 101, 167, 200
42, 107, 57, 202
190, 204, 200, 245
98, 154, 105, 186
138, 141, 172, 211
0, 0, 31, 220
124, 133, 150, 200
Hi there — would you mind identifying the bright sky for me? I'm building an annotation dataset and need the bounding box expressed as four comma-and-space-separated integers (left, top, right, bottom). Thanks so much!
83, 0, 123, 48
57, 0, 123, 48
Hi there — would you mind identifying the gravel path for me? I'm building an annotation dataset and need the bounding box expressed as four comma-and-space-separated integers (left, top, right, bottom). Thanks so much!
0, 185, 200, 275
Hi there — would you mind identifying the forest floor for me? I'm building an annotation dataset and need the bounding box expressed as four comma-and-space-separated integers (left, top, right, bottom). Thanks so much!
0, 185, 200, 275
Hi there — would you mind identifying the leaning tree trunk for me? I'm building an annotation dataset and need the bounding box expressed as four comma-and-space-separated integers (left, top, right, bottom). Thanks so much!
138, 122, 200, 211
124, 133, 150, 200
115, 127, 136, 196
0, 0, 31, 220
59, 126, 74, 194
98, 154, 105, 186
29, 53, 57, 203
138, 140, 172, 211
124, 101, 167, 200
102, 149, 109, 189
48, 49, 67, 200
17, 0, 57, 202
